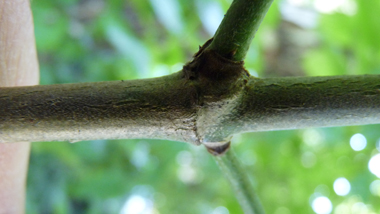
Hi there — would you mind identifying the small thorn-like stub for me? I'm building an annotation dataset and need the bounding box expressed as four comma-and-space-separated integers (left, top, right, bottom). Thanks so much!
206, 141, 231, 156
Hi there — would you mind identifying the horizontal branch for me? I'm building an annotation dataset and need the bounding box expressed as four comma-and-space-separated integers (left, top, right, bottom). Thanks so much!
1, 73, 380, 145
201, 75, 380, 142
0, 72, 199, 144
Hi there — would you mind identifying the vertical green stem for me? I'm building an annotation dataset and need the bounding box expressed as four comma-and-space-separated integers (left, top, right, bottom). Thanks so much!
207, 0, 274, 61
214, 149, 265, 214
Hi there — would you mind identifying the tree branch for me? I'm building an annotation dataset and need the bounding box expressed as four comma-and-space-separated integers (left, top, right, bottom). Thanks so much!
2, 74, 379, 144
201, 75, 380, 143
207, 0, 274, 61
214, 148, 265, 214
0, 73, 199, 144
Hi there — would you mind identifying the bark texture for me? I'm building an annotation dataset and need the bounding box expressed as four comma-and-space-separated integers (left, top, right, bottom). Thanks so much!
0, 42, 249, 146
2, 74, 380, 146
207, 0, 274, 61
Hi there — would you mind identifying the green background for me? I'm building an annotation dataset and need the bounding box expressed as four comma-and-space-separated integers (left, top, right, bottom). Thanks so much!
28, 0, 380, 213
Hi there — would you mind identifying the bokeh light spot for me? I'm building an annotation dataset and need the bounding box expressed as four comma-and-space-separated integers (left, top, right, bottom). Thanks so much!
369, 180, 380, 197
351, 202, 368, 213
333, 177, 350, 196
301, 152, 317, 168
334, 204, 350, 214
303, 129, 323, 147
212, 206, 229, 214
311, 196, 332, 214
176, 151, 193, 166
368, 154, 380, 178
120, 195, 153, 214
313, 0, 357, 15
350, 133, 367, 151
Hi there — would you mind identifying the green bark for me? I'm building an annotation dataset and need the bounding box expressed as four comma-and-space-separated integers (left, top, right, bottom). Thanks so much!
201, 75, 380, 143
215, 149, 265, 214
207, 0, 274, 61
1, 0, 379, 212
0, 73, 199, 144
2, 75, 380, 144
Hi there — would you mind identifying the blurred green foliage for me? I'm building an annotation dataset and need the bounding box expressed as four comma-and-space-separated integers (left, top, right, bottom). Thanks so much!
28, 0, 380, 213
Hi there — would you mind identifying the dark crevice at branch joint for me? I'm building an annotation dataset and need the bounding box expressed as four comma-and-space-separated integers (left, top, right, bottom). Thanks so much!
206, 141, 231, 156
182, 37, 249, 82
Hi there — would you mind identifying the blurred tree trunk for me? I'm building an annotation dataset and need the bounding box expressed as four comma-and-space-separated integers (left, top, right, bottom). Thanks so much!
0, 0, 39, 213
264, 6, 319, 77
